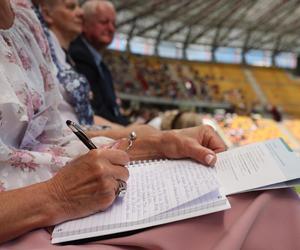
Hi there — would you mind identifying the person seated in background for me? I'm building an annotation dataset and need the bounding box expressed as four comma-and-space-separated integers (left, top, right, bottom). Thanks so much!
1, 1, 300, 249
40, 0, 205, 131
0, 0, 224, 241
267, 104, 283, 122
69, 0, 129, 125
34, 0, 122, 129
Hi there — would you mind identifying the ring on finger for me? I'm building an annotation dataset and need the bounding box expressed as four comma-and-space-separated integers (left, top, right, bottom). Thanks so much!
115, 178, 127, 198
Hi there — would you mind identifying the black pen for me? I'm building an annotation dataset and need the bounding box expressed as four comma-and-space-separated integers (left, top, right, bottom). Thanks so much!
66, 120, 97, 150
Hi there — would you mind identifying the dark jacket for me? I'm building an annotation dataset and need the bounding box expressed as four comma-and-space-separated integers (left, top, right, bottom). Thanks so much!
69, 36, 129, 125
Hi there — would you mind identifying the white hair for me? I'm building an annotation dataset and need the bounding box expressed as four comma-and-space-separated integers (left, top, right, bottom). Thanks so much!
82, 0, 115, 21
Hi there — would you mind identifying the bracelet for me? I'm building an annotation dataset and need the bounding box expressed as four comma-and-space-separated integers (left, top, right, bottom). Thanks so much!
126, 131, 137, 152
104, 131, 137, 152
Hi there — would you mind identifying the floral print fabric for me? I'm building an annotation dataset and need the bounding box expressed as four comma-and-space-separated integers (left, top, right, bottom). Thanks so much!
55, 67, 94, 125
0, 2, 87, 191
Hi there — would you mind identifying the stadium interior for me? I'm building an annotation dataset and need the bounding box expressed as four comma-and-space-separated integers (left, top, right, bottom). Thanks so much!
104, 0, 300, 163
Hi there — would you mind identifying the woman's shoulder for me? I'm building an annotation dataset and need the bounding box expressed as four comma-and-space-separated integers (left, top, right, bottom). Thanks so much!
1, 0, 52, 62
1, 0, 39, 37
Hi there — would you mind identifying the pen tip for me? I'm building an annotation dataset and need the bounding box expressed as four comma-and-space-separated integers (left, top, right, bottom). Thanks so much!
66, 120, 72, 126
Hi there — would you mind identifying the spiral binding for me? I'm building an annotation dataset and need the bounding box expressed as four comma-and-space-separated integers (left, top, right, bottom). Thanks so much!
127, 158, 168, 168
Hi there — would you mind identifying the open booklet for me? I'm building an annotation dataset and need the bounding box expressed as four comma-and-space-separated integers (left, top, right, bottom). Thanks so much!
215, 138, 300, 195
51, 138, 300, 244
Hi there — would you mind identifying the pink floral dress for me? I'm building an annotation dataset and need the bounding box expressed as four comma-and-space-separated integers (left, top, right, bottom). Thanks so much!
0, 2, 91, 191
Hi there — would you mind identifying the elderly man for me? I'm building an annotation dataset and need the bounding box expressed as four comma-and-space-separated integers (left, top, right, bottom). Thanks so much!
69, 0, 129, 125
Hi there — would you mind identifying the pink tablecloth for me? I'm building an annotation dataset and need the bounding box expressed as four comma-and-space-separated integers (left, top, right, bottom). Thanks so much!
1, 189, 299, 250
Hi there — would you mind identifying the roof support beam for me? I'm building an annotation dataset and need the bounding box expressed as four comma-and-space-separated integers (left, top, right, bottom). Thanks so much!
125, 20, 137, 52
249, 1, 300, 49
222, 0, 289, 47
114, 0, 300, 55
242, 32, 251, 64
161, 0, 222, 41
280, 36, 300, 52
114, 0, 143, 12
211, 26, 222, 62
154, 24, 164, 56
250, 18, 300, 50
271, 37, 282, 66
183, 26, 192, 59
117, 0, 172, 28
211, 46, 217, 62
189, 0, 242, 44
135, 0, 193, 37
217, 1, 256, 44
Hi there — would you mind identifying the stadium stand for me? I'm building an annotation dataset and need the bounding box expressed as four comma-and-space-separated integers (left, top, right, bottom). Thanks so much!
93, 1, 300, 159
251, 67, 300, 116
104, 49, 300, 154
106, 50, 300, 116
106, 50, 259, 110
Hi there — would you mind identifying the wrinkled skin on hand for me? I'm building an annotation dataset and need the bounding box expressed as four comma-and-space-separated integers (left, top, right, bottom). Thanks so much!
46, 149, 129, 224
160, 125, 227, 166
174, 125, 227, 152
124, 124, 227, 166
88, 124, 226, 166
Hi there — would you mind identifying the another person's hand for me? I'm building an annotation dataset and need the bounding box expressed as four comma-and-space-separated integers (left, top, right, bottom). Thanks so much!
45, 149, 129, 224
159, 125, 226, 166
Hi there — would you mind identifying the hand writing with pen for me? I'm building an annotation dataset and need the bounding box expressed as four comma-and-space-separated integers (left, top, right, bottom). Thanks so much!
43, 121, 226, 226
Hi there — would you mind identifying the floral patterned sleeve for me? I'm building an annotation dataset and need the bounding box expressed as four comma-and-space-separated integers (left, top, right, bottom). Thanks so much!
0, 138, 71, 191
0, 1, 77, 191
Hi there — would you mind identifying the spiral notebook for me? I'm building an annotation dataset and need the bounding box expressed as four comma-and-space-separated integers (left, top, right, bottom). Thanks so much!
52, 138, 300, 244
51, 159, 230, 244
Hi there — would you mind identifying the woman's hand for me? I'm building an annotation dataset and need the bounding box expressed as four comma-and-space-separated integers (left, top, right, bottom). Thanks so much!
45, 149, 129, 224
88, 124, 226, 167
175, 125, 227, 153
159, 125, 227, 166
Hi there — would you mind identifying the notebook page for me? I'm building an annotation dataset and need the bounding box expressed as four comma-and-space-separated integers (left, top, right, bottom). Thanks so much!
165, 189, 228, 213
122, 160, 220, 221
52, 160, 221, 242
52, 190, 229, 243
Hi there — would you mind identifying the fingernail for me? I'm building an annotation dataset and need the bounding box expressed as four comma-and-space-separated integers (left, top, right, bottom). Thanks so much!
205, 154, 215, 165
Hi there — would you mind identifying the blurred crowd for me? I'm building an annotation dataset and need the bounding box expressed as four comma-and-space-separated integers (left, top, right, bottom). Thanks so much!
104, 50, 263, 117
106, 52, 205, 100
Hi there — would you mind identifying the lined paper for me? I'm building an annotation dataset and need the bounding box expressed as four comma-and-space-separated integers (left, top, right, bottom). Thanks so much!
52, 160, 228, 243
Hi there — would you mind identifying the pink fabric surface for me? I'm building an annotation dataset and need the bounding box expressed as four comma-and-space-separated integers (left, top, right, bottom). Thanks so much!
1, 189, 299, 250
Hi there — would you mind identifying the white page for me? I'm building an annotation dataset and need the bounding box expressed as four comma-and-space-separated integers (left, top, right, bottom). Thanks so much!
214, 138, 300, 195
253, 178, 300, 191
52, 190, 229, 244
52, 160, 222, 242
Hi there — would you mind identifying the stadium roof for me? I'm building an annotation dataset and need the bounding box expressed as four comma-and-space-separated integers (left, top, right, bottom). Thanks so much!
112, 0, 300, 56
